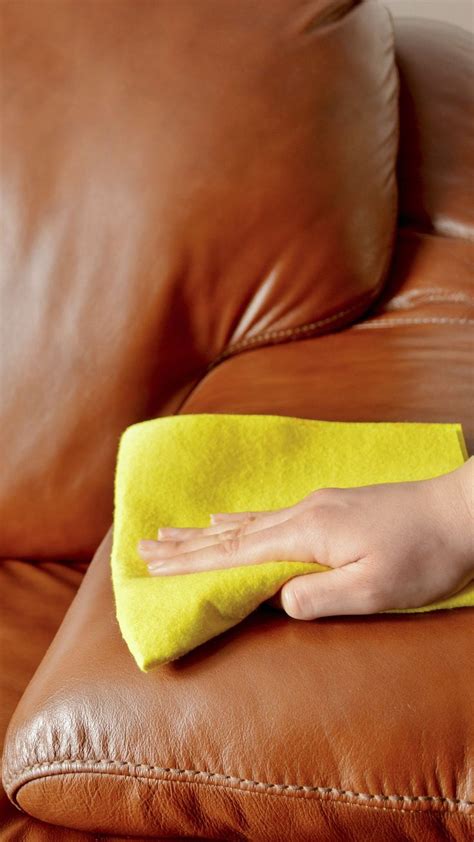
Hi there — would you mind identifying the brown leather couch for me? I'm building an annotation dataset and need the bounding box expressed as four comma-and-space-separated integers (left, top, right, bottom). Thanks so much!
1, 1, 473, 839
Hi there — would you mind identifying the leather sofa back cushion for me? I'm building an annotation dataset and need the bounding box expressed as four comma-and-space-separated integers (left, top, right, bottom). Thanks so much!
394, 18, 474, 238
0, 0, 398, 559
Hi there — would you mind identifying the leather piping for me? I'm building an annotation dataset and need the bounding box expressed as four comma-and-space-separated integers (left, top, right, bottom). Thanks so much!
6, 759, 473, 812
206, 287, 382, 371
352, 317, 474, 329
384, 287, 474, 308
175, 287, 473, 412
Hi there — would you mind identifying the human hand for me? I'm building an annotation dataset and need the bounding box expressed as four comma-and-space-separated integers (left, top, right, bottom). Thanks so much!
137, 458, 474, 619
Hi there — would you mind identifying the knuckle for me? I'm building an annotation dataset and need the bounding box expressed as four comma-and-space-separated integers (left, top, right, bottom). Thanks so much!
310, 487, 341, 505
297, 487, 340, 514
163, 540, 179, 551
309, 486, 337, 499
283, 513, 316, 565
216, 527, 242, 559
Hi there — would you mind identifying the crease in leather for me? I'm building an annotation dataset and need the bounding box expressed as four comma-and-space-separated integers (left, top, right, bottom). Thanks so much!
297, 0, 357, 34
208, 280, 389, 369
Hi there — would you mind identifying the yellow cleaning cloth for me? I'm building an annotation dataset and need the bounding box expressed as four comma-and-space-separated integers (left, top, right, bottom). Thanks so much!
111, 414, 473, 671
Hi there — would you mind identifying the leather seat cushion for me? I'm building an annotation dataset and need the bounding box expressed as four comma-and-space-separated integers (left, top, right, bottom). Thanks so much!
3, 542, 471, 839
184, 229, 474, 452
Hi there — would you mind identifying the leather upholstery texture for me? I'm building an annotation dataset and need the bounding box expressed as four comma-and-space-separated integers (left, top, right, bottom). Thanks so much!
189, 229, 474, 453
2, 234, 474, 837
1, 0, 473, 839
2, 530, 473, 840
0, 559, 88, 839
0, 559, 196, 841
395, 18, 474, 237
0, 0, 398, 562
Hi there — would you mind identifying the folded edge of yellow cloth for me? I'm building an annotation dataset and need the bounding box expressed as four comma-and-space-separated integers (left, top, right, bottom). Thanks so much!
111, 414, 473, 671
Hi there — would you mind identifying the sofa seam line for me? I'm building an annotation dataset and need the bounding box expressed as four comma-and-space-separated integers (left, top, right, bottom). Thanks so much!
172, 308, 474, 414
204, 302, 473, 372
352, 316, 474, 329
210, 297, 369, 363
4, 759, 473, 808
205, 282, 388, 371
11, 771, 473, 816
385, 291, 474, 308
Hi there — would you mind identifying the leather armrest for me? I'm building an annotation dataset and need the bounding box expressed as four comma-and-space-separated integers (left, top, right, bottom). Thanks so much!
2, 528, 472, 838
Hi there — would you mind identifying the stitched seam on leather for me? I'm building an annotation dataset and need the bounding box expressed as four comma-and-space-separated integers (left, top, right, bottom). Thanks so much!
385, 288, 474, 309
352, 317, 474, 329
6, 760, 473, 808
208, 302, 474, 366
173, 290, 473, 410
15, 773, 474, 817
208, 296, 372, 368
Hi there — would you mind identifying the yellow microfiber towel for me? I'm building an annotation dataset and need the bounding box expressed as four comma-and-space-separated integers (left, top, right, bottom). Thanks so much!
111, 414, 473, 671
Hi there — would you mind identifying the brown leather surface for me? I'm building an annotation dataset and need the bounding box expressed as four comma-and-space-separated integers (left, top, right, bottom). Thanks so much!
187, 322, 474, 451
191, 229, 474, 454
2, 4, 474, 841
0, 559, 88, 839
2, 528, 472, 839
393, 17, 474, 238
0, 817, 189, 842
0, 0, 398, 562
0, 559, 193, 842
0, 560, 87, 755
3, 218, 472, 837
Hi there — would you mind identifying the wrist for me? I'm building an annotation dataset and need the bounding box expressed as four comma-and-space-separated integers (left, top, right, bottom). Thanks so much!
427, 457, 474, 576
456, 456, 474, 520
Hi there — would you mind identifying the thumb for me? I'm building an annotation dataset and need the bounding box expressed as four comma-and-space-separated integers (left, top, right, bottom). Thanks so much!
280, 563, 379, 620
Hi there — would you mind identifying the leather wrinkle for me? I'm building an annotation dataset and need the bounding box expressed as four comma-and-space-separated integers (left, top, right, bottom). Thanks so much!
203, 283, 474, 372
206, 282, 386, 370
174, 282, 389, 406
163, 268, 474, 419
297, 0, 356, 34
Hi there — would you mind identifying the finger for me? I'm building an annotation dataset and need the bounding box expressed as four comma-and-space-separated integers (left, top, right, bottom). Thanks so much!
146, 510, 295, 558
279, 563, 380, 620
212, 504, 301, 533
157, 523, 238, 541
209, 490, 333, 524
156, 511, 280, 539
144, 524, 249, 558
146, 519, 313, 575
210, 498, 308, 523
210, 510, 270, 523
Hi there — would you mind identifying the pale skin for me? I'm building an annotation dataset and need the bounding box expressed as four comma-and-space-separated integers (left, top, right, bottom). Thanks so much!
137, 457, 474, 619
